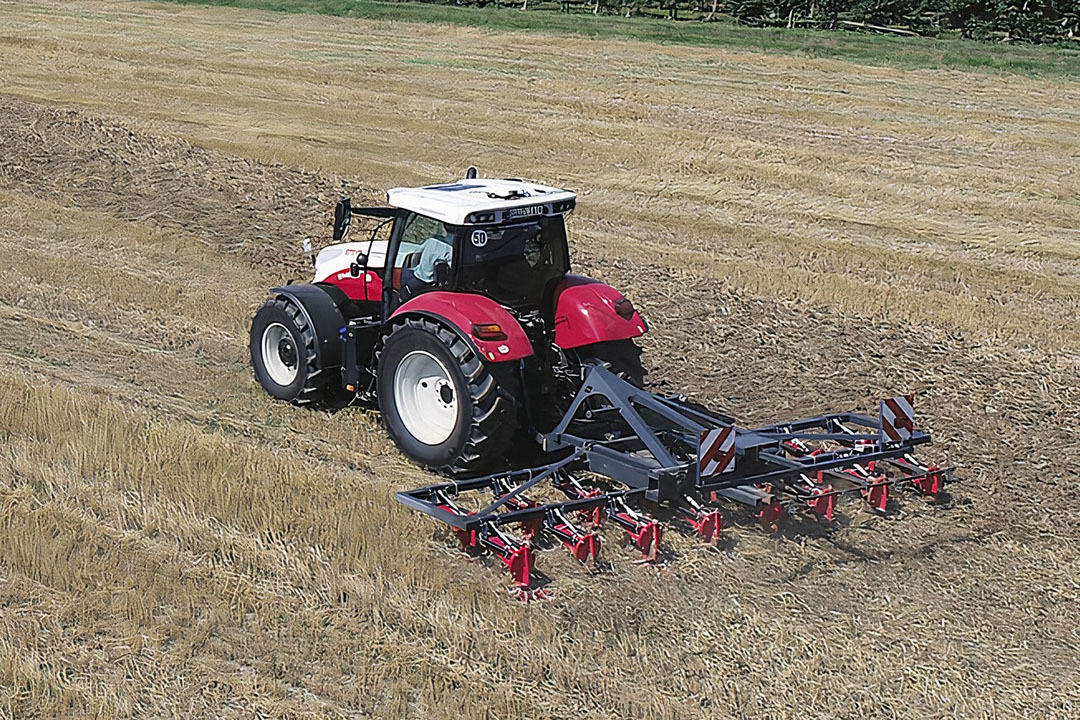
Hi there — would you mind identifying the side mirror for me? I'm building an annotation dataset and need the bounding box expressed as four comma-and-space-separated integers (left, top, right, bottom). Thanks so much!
434, 260, 450, 286
349, 253, 367, 277
332, 197, 352, 242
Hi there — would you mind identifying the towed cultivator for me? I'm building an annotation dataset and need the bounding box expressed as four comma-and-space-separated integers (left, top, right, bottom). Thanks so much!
249, 171, 949, 597
398, 367, 949, 594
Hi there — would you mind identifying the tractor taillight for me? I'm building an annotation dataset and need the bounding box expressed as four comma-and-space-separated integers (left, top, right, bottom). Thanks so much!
472, 323, 507, 341
614, 298, 635, 320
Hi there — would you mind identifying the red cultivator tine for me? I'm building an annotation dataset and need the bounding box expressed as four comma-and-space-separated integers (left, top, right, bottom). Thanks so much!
684, 508, 724, 544
756, 498, 784, 531
843, 466, 889, 513
862, 481, 889, 513
566, 533, 600, 564
437, 501, 481, 554
451, 526, 478, 553
807, 485, 835, 522
630, 520, 662, 561
483, 531, 536, 589
635, 524, 660, 561
520, 518, 544, 541
607, 495, 662, 561
913, 466, 942, 496
893, 454, 943, 497
579, 489, 604, 528
497, 492, 543, 540
794, 472, 834, 522
548, 509, 601, 566
679, 495, 724, 545
504, 545, 534, 589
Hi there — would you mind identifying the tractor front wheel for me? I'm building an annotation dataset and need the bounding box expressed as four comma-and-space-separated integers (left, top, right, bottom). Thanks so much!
377, 317, 518, 475
250, 296, 333, 406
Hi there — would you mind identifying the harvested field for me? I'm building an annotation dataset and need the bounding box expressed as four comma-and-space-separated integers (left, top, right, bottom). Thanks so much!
0, 0, 1078, 717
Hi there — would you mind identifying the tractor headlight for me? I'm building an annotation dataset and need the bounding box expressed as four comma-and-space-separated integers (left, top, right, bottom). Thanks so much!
465, 212, 496, 224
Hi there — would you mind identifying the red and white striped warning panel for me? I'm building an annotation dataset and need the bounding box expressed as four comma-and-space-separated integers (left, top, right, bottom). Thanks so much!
879, 395, 915, 443
698, 427, 735, 478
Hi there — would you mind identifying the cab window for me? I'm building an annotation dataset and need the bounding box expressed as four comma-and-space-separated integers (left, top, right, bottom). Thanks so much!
454, 216, 569, 309
397, 213, 444, 268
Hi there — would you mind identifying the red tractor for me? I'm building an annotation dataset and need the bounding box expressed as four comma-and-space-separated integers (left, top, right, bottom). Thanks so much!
251, 170, 647, 474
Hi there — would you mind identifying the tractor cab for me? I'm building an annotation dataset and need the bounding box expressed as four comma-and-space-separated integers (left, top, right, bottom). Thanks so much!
396, 210, 570, 312
321, 175, 577, 321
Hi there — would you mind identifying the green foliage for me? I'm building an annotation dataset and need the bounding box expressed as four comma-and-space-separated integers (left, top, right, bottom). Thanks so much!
939, 0, 1078, 41
707, 0, 1077, 41
155, 0, 1080, 77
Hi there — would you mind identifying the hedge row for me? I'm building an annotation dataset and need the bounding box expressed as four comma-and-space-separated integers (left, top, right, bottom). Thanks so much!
430, 0, 1080, 43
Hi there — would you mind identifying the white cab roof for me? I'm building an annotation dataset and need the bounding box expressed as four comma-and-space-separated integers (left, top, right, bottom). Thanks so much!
387, 178, 576, 226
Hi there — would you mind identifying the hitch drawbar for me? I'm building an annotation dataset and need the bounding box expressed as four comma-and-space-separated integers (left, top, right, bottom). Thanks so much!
397, 367, 950, 593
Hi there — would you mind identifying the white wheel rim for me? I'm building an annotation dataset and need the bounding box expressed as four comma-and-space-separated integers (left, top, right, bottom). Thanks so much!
394, 350, 458, 445
261, 322, 300, 386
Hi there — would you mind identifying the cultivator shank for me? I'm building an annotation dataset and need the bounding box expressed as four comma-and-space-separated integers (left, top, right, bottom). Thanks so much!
398, 366, 951, 592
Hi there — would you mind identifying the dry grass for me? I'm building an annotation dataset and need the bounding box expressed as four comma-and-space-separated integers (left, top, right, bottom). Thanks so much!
0, 1, 1078, 717
3, 0, 1078, 348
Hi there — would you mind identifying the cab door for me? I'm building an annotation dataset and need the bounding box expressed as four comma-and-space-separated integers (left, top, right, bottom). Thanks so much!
381, 212, 451, 316
357, 216, 394, 302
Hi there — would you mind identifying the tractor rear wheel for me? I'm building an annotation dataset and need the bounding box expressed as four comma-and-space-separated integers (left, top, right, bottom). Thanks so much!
250, 296, 334, 406
377, 317, 518, 475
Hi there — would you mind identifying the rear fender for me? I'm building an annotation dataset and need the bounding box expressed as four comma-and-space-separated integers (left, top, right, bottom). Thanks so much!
271, 283, 346, 367
390, 291, 533, 362
554, 275, 646, 350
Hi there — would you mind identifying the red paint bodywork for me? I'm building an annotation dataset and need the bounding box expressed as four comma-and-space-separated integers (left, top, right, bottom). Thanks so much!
333, 272, 646, 360
325, 269, 386, 302
324, 270, 374, 301
392, 291, 534, 362
553, 275, 646, 350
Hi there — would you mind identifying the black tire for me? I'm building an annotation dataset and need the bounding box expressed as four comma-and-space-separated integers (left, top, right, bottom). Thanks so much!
250, 296, 334, 406
578, 339, 647, 387
377, 316, 518, 475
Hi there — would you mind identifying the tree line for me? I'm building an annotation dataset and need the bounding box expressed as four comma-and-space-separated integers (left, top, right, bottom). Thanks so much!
426, 0, 1080, 44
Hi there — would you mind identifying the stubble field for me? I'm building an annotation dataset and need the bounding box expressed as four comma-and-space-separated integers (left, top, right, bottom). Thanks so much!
0, 1, 1078, 717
